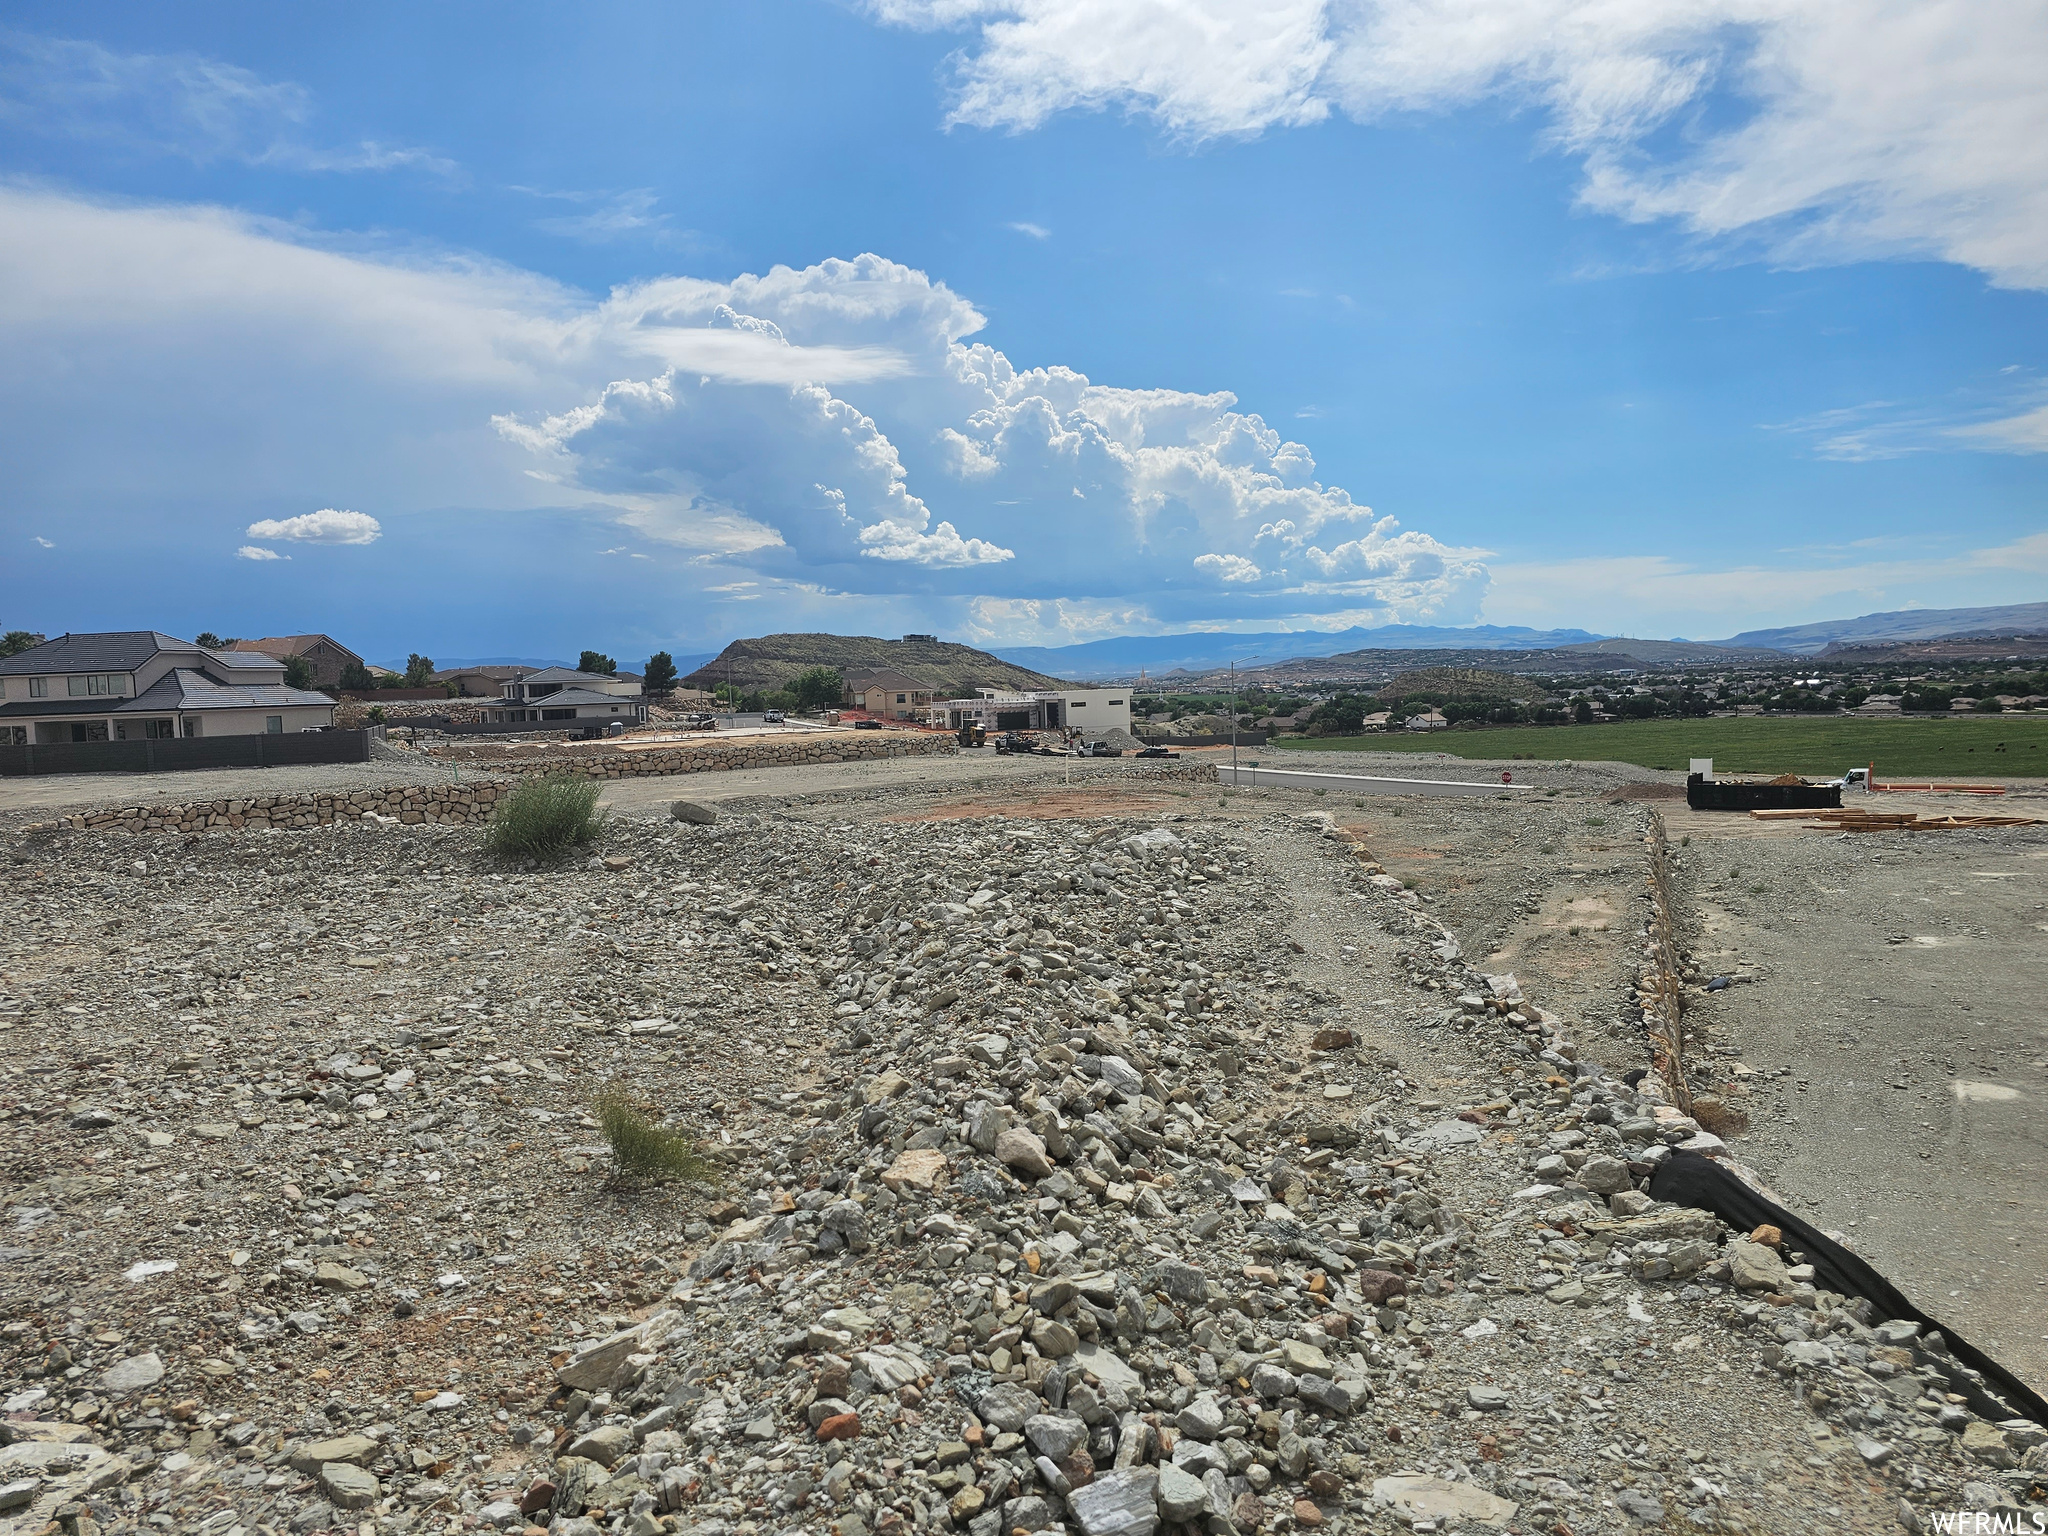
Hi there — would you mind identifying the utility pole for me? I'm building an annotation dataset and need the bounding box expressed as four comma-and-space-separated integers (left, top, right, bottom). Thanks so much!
1231, 655, 1259, 780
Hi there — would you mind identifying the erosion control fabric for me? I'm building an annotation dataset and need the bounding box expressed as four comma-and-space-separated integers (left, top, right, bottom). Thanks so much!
1651, 1151, 2048, 1429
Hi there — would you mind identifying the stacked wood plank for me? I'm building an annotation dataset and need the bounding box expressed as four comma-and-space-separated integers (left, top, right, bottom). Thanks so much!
1748, 806, 2042, 830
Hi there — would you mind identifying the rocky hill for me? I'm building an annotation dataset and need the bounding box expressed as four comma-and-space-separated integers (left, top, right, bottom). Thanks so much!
685, 633, 1067, 696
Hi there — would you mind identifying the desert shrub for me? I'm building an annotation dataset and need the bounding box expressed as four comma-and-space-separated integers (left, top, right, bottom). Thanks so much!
486, 773, 605, 859
592, 1085, 715, 1185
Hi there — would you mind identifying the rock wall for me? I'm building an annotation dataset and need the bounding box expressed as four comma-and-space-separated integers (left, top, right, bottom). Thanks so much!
511, 731, 956, 780
35, 731, 958, 834
47, 782, 507, 834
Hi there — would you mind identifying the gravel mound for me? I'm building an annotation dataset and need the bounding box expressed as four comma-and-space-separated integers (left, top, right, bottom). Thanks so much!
0, 803, 2035, 1535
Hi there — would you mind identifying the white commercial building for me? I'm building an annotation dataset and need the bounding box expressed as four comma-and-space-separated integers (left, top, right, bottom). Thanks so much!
928, 688, 1132, 736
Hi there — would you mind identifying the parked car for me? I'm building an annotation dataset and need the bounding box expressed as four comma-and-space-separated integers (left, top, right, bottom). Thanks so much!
762, 710, 785, 723
853, 718, 882, 730
1081, 740, 1122, 757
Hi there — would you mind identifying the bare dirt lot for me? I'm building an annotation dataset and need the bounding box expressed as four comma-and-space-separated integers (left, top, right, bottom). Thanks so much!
1, 747, 2042, 1535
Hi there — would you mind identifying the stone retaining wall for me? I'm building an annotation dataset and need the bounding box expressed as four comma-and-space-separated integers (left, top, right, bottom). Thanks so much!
34, 731, 958, 834
46, 782, 506, 834
510, 731, 955, 779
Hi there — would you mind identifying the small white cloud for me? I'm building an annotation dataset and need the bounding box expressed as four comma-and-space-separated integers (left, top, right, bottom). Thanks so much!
236, 544, 287, 560
244, 508, 381, 544
1007, 221, 1051, 239
1195, 552, 1262, 583
32, 535, 53, 548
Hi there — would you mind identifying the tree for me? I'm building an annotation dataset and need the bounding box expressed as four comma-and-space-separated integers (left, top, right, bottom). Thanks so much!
195, 632, 226, 650
642, 651, 679, 694
403, 653, 435, 687
790, 666, 845, 711
0, 630, 42, 658
1573, 700, 1594, 724
339, 660, 375, 691
281, 654, 314, 690
578, 650, 617, 675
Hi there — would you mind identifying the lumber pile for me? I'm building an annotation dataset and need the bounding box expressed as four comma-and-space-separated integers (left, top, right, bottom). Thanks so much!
1748, 807, 2043, 831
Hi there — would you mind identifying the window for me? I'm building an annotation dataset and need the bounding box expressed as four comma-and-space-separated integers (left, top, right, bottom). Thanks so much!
64, 673, 126, 697
145, 719, 176, 739
1070, 701, 1087, 708
28, 677, 48, 699
542, 707, 575, 720
1, 726, 24, 745
1108, 699, 1123, 706
896, 694, 907, 704
183, 717, 200, 737
266, 715, 283, 734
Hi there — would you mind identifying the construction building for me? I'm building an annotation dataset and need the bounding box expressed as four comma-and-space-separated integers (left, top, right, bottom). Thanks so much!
928, 688, 1132, 736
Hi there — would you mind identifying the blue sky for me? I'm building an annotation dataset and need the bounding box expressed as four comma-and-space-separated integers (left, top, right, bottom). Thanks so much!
1, 1, 2043, 666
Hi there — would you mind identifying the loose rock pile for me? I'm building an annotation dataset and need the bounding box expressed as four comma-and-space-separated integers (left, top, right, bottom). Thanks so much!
0, 795, 2039, 1536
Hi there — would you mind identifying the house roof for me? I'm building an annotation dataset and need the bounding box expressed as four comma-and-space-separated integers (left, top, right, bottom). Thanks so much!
227, 634, 363, 663
0, 631, 285, 678
126, 670, 335, 711
0, 631, 187, 675
0, 669, 333, 717
516, 687, 637, 708
852, 668, 931, 694
433, 665, 534, 681
520, 666, 621, 686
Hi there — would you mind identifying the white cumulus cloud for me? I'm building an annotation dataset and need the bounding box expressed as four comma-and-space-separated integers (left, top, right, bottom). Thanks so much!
870, 1, 2048, 289
0, 186, 1484, 642
235, 544, 286, 560
244, 508, 382, 544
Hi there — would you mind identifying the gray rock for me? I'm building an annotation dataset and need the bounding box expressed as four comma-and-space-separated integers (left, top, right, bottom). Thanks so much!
975, 1383, 1041, 1434
995, 1126, 1054, 1179
557, 1320, 654, 1391
1155, 1462, 1207, 1521
1296, 1372, 1364, 1416
289, 1434, 380, 1474
1576, 1155, 1631, 1196
1068, 1467, 1160, 1536
68, 1107, 117, 1130
1614, 1487, 1665, 1523
1250, 1362, 1298, 1399
100, 1352, 164, 1392
670, 800, 717, 825
1724, 1239, 1791, 1291
1025, 1413, 1090, 1461
1175, 1395, 1224, 1441
1466, 1384, 1510, 1412
565, 1424, 633, 1468
319, 1461, 380, 1510
1031, 1318, 1080, 1359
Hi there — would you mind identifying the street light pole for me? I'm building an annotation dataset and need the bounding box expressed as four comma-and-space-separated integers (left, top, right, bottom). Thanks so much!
1230, 655, 1259, 781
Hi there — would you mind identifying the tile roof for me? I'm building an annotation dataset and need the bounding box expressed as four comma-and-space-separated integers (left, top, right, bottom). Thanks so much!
0, 631, 184, 675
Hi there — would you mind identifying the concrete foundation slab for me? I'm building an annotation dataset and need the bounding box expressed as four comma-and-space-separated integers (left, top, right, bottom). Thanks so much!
1216, 763, 1533, 798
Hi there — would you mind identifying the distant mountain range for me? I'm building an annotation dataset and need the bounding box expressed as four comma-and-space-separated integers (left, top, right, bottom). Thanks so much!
988, 602, 2048, 680
991, 624, 1604, 680
1721, 602, 2048, 656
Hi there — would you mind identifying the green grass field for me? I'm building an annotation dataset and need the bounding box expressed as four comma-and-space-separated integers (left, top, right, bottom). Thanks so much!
1271, 715, 2048, 779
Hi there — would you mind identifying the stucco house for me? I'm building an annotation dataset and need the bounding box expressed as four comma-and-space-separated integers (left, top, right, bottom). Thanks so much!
499, 667, 644, 703
842, 668, 938, 720
0, 632, 337, 745
225, 634, 365, 690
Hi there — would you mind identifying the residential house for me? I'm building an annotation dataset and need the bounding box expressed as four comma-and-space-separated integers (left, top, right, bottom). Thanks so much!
843, 668, 939, 720
433, 664, 537, 697
0, 632, 337, 744
479, 686, 649, 727
226, 634, 365, 690
498, 666, 644, 703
